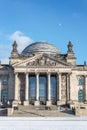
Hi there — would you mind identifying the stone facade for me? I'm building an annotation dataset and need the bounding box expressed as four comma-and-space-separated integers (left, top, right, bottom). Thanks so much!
0, 41, 87, 109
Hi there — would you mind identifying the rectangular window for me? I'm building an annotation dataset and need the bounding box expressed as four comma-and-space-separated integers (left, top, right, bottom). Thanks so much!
78, 76, 84, 85
2, 79, 8, 85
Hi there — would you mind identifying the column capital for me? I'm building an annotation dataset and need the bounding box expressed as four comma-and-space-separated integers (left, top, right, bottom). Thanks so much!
14, 72, 18, 75
84, 75, 87, 78
66, 72, 72, 77
47, 72, 51, 75
35, 72, 39, 75
25, 72, 29, 75
56, 72, 61, 76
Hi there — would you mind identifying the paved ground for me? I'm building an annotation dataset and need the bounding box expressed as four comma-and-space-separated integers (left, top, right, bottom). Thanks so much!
0, 117, 87, 130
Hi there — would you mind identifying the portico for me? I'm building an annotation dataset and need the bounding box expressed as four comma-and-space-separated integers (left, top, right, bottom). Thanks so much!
13, 70, 71, 106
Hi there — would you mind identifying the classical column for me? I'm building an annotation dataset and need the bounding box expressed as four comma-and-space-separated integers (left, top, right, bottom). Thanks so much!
59, 73, 61, 100
0, 77, 1, 104
23, 73, 29, 106
36, 73, 39, 100
57, 73, 61, 105
8, 73, 11, 101
85, 75, 87, 102
34, 72, 40, 106
14, 73, 18, 101
46, 72, 51, 106
66, 74, 70, 102
48, 73, 51, 100
12, 73, 19, 106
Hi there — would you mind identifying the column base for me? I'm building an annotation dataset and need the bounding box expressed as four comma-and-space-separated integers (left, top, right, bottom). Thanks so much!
34, 100, 40, 106
23, 100, 29, 106
18, 101, 21, 105
57, 100, 66, 106
84, 101, 87, 104
0, 102, 2, 105
0, 102, 2, 107
46, 100, 51, 106
12, 100, 18, 108
69, 100, 79, 109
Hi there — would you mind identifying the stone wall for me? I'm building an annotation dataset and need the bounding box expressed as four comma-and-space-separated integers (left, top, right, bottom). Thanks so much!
70, 71, 78, 101
19, 73, 25, 104
61, 74, 67, 100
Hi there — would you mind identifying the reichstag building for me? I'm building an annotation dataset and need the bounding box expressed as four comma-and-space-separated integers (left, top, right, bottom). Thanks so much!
0, 41, 87, 108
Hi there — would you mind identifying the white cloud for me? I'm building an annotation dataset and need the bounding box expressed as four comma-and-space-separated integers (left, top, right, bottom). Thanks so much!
9, 31, 33, 52
1, 58, 9, 64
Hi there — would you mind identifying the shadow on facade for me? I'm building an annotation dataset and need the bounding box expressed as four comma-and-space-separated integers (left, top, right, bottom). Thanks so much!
0, 108, 7, 116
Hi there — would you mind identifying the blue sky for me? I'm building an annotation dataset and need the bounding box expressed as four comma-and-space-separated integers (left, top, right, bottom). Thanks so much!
0, 0, 87, 64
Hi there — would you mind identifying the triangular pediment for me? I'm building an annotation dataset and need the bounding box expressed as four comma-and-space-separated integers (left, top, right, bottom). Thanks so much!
13, 54, 71, 68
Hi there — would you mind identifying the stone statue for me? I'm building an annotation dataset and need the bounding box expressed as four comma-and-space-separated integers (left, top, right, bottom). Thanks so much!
12, 41, 18, 52
68, 41, 73, 52
11, 41, 19, 58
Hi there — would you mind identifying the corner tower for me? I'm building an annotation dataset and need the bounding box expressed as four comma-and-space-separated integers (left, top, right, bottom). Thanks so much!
66, 41, 76, 66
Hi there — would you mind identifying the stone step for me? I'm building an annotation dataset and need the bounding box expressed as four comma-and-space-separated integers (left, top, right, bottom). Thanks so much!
17, 105, 58, 111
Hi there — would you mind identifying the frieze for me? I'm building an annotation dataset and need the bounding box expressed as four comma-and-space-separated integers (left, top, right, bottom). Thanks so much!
27, 56, 57, 67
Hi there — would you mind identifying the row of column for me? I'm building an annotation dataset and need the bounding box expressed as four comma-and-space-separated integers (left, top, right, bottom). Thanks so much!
14, 72, 71, 106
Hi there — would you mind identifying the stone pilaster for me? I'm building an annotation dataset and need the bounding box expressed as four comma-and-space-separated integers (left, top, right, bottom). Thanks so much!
23, 73, 29, 106
66, 73, 70, 102
46, 72, 51, 106
34, 72, 40, 106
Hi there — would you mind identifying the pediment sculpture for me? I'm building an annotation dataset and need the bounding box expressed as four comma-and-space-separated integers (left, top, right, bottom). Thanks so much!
27, 56, 57, 67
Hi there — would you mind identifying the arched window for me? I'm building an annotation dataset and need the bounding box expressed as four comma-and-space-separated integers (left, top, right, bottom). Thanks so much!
78, 89, 84, 102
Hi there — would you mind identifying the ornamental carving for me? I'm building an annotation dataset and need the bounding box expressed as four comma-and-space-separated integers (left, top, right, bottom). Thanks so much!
27, 56, 57, 67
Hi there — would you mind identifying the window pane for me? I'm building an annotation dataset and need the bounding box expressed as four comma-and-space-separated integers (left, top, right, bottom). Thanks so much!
51, 75, 57, 104
39, 75, 47, 104
78, 90, 84, 102
1, 89, 8, 103
29, 75, 36, 104
2, 79, 8, 85
79, 77, 84, 85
